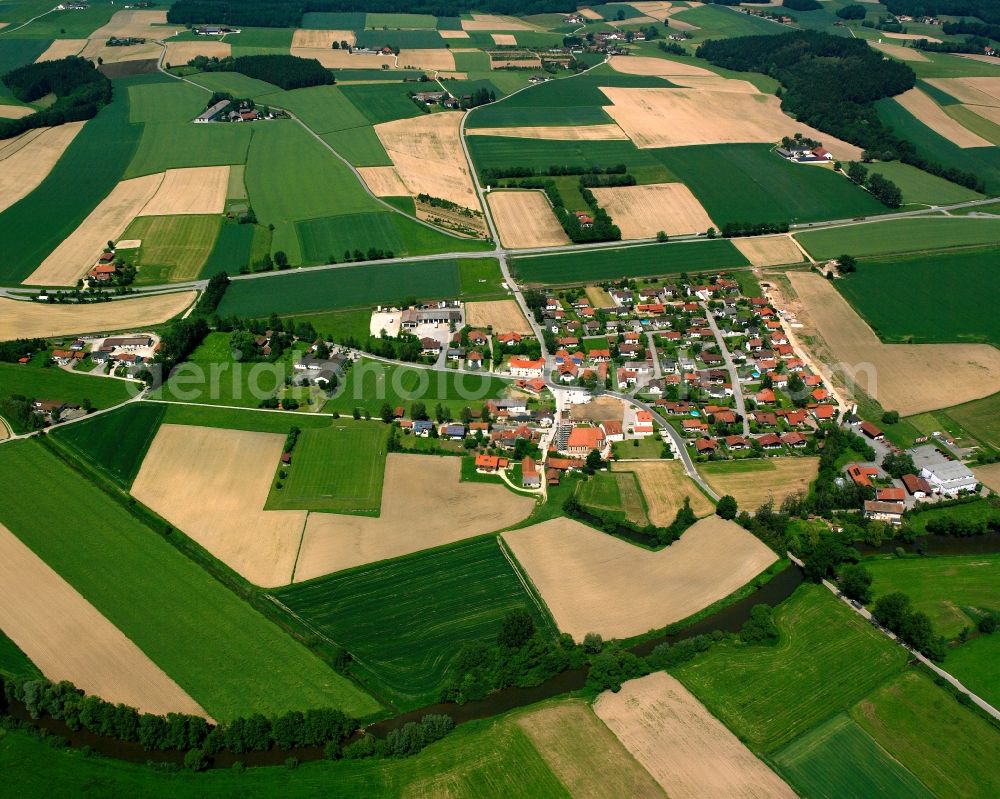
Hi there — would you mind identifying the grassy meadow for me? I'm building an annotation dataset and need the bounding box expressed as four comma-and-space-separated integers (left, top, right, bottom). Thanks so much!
274, 537, 552, 708
124, 215, 222, 284
794, 217, 1000, 260
0, 440, 381, 720
942, 392, 1000, 451
159, 402, 331, 433
576, 471, 648, 526
945, 633, 1000, 709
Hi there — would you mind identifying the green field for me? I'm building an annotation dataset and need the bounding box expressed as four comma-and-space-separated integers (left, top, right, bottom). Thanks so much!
851, 670, 1000, 799
188, 71, 283, 99
274, 537, 551, 708
0, 440, 381, 720
322, 126, 393, 166
945, 392, 1000, 450
835, 247, 1000, 347
673, 584, 908, 752
944, 633, 1000, 710
866, 554, 1000, 638
795, 217, 1000, 259
127, 80, 207, 125
0, 630, 41, 680
2, 0, 116, 38
0, 40, 52, 99
904, 499, 1000, 536
51, 402, 166, 487
301, 11, 366, 29
673, 3, 788, 38
846, 160, 982, 206
774, 713, 934, 799
340, 83, 422, 125
217, 258, 498, 317
219, 27, 294, 49
576, 471, 648, 525
654, 144, 886, 226
513, 240, 749, 285
201, 221, 255, 276
126, 119, 252, 178
355, 29, 445, 49
324, 358, 509, 418
266, 422, 389, 514
265, 85, 370, 134
0, 708, 567, 799
0, 362, 134, 434
453, 49, 492, 72
366, 12, 438, 28
159, 402, 331, 433
124, 214, 222, 284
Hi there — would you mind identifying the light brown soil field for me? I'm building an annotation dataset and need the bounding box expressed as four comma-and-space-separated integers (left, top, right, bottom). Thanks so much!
293, 454, 533, 580
80, 39, 162, 64
35, 39, 86, 61
629, 2, 676, 22
90, 9, 170, 39
732, 235, 803, 266
622, 461, 714, 526
895, 88, 992, 148
0, 523, 208, 717
964, 103, 1000, 125
490, 56, 542, 69
462, 14, 533, 30
0, 122, 84, 215
131, 425, 307, 587
397, 48, 456, 71
358, 165, 410, 197
579, 8, 605, 20
292, 49, 393, 68
0, 104, 33, 118
973, 462, 1000, 493
702, 457, 819, 512
116, 239, 142, 249
870, 41, 929, 62
601, 87, 864, 159
667, 75, 760, 93
595, 672, 796, 799
375, 113, 482, 212
488, 190, 570, 248
515, 701, 666, 799
467, 123, 628, 140
591, 183, 715, 238
465, 299, 533, 333
607, 54, 715, 77
0, 292, 195, 340
492, 33, 517, 45
585, 285, 617, 309
137, 166, 229, 216
436, 71, 468, 80
24, 173, 163, 286
291, 28, 355, 48
787, 272, 1000, 415
438, 30, 470, 39
571, 396, 625, 424
884, 31, 941, 42
504, 516, 778, 640
0, 418, 10, 441
925, 77, 1000, 107
163, 40, 231, 65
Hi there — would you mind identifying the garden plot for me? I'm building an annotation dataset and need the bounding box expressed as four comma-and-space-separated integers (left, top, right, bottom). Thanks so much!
591, 183, 714, 238
358, 165, 410, 197
595, 672, 796, 799
0, 523, 207, 717
488, 190, 570, 248
137, 166, 229, 216
163, 40, 231, 65
0, 292, 194, 340
23, 173, 163, 286
291, 28, 356, 48
788, 272, 1000, 415
622, 461, 714, 526
502, 516, 778, 640
894, 88, 992, 148
293, 453, 533, 580
732, 234, 803, 266
465, 299, 533, 333
131, 425, 308, 588
0, 122, 85, 214
467, 124, 629, 140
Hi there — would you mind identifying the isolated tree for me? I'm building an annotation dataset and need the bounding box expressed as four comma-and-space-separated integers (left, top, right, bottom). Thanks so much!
839, 563, 873, 603
836, 254, 857, 274
582, 632, 604, 654
352, 407, 361, 420
716, 494, 738, 520
274, 250, 289, 269
881, 410, 900, 425
585, 448, 603, 474
379, 403, 393, 424
873, 592, 911, 632
412, 401, 427, 421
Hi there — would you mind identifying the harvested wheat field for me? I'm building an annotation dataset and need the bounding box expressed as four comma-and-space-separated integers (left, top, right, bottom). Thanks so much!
0, 122, 85, 214
24, 173, 163, 286
974, 462, 1000, 494
292, 28, 355, 48
293, 49, 392, 68
358, 165, 410, 197
293, 454, 533, 580
622, 461, 714, 526
884, 31, 941, 42
132, 425, 308, 587
0, 523, 207, 717
438, 29, 470, 39
375, 113, 481, 211
138, 166, 229, 216
397, 49, 455, 71
601, 87, 863, 158
461, 13, 532, 30
80, 38, 162, 64
579, 8, 605, 20
629, 2, 676, 22
732, 235, 803, 267
595, 672, 796, 799
502, 516, 778, 640
607, 54, 715, 77
788, 272, 1000, 414
0, 292, 194, 340
90, 9, 170, 39
701, 457, 819, 512
465, 299, 533, 333
491, 33, 518, 45
488, 190, 569, 248
163, 40, 231, 65
0, 418, 10, 441
571, 395, 625, 424
0, 104, 33, 118
895, 88, 992, 148
516, 701, 666, 799
667, 75, 760, 93
468, 123, 628, 140
35, 39, 86, 61
591, 183, 714, 238
925, 77, 1000, 107
870, 41, 928, 62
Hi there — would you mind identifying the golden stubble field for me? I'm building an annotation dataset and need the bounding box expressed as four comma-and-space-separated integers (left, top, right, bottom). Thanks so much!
622, 461, 714, 526
465, 299, 533, 333
700, 457, 820, 513
591, 183, 715, 238
487, 190, 570, 248
594, 672, 796, 799
502, 516, 778, 640
0, 123, 85, 214
467, 123, 628, 140
0, 523, 208, 717
894, 88, 992, 148
732, 234, 804, 267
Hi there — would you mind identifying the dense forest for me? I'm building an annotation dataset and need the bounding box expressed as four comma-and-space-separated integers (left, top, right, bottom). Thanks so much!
942, 19, 1000, 41
0, 57, 111, 139
696, 32, 983, 191
167, 0, 595, 27
233, 54, 333, 90
884, 0, 1000, 25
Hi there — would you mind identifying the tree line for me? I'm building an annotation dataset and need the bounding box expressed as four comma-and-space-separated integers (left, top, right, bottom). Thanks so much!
845, 161, 903, 207
0, 57, 112, 140
481, 163, 628, 182
884, 0, 1000, 25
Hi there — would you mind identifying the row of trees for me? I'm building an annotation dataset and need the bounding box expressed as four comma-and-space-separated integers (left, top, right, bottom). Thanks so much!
721, 221, 791, 238
481, 163, 628, 182
846, 161, 903, 207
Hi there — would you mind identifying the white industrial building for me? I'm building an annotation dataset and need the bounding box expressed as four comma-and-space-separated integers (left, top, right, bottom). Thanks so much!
919, 460, 977, 496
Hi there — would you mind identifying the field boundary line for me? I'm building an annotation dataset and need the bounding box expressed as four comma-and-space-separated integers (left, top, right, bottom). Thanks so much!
497, 535, 559, 637
288, 512, 309, 584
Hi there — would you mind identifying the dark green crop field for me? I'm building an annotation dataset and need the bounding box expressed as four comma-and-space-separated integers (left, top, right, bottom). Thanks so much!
0, 630, 41, 680
202, 222, 255, 277
512, 240, 749, 285
52, 402, 166, 487
274, 537, 551, 708
340, 83, 422, 125
653, 144, 886, 226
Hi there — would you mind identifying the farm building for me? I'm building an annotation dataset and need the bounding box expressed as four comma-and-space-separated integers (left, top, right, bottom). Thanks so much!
522, 457, 540, 489
920, 459, 977, 496
863, 500, 905, 524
